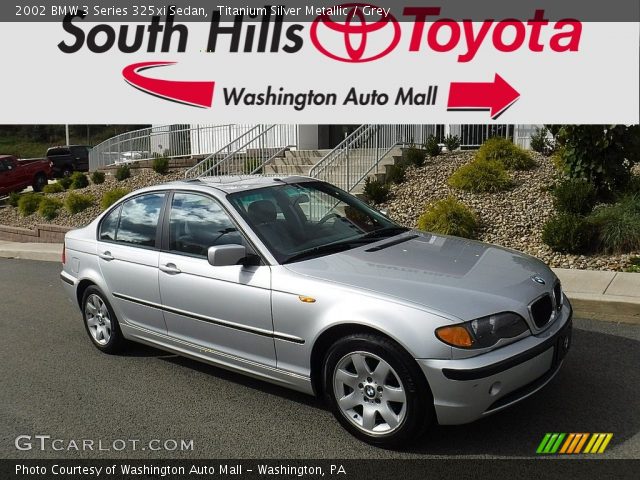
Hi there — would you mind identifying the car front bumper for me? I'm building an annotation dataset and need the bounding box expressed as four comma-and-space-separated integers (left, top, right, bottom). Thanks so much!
418, 300, 572, 425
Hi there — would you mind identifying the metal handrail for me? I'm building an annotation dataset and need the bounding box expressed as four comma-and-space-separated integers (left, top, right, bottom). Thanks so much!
184, 125, 264, 178
309, 124, 437, 192
185, 124, 298, 178
89, 124, 258, 171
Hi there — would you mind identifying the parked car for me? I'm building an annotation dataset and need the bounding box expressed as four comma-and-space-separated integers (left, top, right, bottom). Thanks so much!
0, 155, 52, 196
47, 145, 92, 177
60, 176, 572, 446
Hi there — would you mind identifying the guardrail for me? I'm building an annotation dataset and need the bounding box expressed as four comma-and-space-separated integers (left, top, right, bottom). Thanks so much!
88, 124, 257, 171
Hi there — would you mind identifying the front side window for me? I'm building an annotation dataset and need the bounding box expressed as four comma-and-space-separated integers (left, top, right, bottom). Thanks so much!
169, 193, 243, 257
115, 193, 165, 247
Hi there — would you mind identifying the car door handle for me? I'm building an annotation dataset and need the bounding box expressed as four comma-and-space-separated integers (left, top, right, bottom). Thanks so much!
160, 263, 182, 275
98, 251, 114, 261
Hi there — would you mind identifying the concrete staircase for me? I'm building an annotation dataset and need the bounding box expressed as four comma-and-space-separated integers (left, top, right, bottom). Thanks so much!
264, 147, 404, 194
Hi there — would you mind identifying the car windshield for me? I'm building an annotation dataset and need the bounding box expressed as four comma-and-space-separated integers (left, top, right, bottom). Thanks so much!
227, 180, 408, 264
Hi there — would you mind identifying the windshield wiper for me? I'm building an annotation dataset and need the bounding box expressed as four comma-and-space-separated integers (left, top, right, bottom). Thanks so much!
283, 239, 365, 264
360, 226, 409, 239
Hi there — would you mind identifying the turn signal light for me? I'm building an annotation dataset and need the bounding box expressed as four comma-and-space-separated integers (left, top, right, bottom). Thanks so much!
435, 326, 474, 348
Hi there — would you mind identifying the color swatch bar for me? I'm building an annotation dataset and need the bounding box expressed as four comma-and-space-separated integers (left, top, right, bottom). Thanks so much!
537, 433, 613, 454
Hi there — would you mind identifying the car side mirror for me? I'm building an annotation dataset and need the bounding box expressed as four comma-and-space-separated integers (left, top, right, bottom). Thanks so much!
207, 245, 247, 267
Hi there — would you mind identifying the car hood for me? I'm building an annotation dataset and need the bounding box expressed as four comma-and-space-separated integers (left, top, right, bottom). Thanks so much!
283, 232, 556, 321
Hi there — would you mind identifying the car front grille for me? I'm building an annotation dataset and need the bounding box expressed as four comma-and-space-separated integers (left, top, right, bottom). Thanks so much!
553, 281, 563, 311
530, 294, 554, 328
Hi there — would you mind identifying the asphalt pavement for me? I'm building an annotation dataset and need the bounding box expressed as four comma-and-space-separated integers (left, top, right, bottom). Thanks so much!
1, 258, 639, 460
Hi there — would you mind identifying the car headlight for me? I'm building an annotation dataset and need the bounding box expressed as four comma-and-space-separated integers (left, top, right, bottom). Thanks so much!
435, 312, 530, 349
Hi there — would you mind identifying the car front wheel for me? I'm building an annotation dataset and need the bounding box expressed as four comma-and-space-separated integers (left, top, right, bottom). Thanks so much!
32, 173, 47, 192
82, 286, 126, 354
323, 333, 433, 447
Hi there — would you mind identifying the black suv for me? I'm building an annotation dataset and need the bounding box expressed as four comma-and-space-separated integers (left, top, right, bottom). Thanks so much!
46, 145, 92, 177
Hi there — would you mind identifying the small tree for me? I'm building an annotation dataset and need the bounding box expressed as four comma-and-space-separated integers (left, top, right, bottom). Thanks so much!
554, 125, 639, 197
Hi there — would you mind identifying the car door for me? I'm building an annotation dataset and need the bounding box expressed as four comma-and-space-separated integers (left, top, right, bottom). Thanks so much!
96, 192, 167, 334
157, 191, 276, 367
70, 146, 89, 171
0, 158, 11, 195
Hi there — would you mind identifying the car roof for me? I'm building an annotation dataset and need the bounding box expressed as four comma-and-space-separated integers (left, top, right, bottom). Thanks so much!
165, 175, 318, 193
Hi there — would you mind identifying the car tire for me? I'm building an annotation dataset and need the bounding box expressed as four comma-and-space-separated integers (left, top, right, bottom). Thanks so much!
81, 286, 126, 354
32, 173, 47, 192
323, 333, 433, 447
62, 166, 73, 177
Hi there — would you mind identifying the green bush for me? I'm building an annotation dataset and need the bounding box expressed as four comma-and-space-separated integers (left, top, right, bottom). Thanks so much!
626, 257, 640, 273
443, 134, 461, 152
91, 171, 106, 184
386, 163, 406, 184
448, 159, 512, 193
542, 214, 595, 254
476, 137, 536, 170
424, 135, 441, 157
17, 193, 42, 216
244, 157, 262, 174
552, 179, 597, 215
8, 192, 20, 207
152, 157, 170, 175
43, 182, 65, 194
624, 175, 640, 195
403, 147, 425, 167
363, 178, 390, 204
418, 197, 478, 239
554, 125, 640, 196
101, 188, 130, 210
530, 127, 554, 155
38, 197, 63, 220
58, 176, 73, 190
70, 172, 89, 190
65, 192, 94, 214
589, 195, 640, 254
115, 164, 131, 181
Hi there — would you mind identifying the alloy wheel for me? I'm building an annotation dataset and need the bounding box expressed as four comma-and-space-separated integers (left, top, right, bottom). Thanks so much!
85, 294, 112, 345
333, 351, 407, 435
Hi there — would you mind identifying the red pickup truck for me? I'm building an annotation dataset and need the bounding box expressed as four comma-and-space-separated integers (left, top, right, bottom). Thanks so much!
0, 155, 53, 196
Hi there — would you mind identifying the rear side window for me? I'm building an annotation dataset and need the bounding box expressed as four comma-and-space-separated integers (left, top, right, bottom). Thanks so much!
116, 193, 165, 247
100, 193, 165, 247
47, 148, 69, 156
99, 205, 121, 241
69, 146, 88, 157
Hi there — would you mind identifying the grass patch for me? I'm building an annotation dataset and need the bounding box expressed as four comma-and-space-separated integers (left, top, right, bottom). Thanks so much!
38, 197, 63, 220
65, 192, 94, 214
448, 159, 513, 193
17, 193, 42, 216
418, 197, 478, 238
476, 137, 536, 170
101, 188, 130, 210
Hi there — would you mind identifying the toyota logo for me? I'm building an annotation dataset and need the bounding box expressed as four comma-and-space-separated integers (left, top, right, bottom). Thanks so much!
310, 3, 401, 63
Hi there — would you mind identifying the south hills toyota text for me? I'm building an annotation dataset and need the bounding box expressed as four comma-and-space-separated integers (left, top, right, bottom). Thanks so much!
57, 7, 582, 63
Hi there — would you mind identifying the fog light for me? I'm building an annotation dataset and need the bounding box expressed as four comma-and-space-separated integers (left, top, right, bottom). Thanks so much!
489, 382, 502, 396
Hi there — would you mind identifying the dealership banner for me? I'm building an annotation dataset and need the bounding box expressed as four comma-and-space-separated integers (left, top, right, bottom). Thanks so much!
0, 1, 638, 123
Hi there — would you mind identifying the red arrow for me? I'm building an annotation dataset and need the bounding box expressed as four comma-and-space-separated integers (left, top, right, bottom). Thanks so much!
447, 74, 519, 119
122, 61, 215, 109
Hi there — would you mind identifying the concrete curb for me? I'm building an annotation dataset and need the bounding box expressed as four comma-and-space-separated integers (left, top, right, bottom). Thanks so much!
0, 243, 638, 325
0, 242, 62, 262
552, 268, 639, 325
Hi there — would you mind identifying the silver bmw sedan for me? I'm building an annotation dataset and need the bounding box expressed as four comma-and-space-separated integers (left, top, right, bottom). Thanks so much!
60, 176, 572, 447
